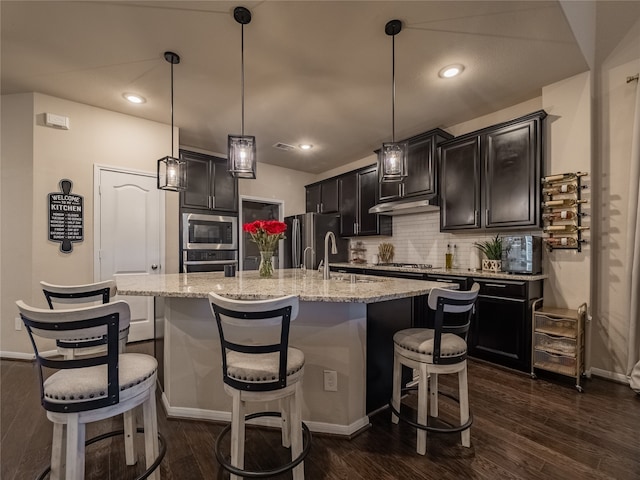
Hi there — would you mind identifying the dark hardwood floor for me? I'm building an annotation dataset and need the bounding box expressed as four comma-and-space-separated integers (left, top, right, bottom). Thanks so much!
2, 341, 640, 479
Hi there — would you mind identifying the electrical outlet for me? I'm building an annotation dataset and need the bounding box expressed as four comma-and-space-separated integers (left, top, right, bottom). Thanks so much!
323, 370, 338, 392
15, 317, 22, 331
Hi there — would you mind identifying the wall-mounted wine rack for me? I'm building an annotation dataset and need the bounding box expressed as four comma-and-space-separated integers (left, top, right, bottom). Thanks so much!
541, 172, 589, 252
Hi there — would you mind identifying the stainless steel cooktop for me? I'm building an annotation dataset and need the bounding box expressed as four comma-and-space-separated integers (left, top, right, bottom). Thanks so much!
376, 263, 442, 270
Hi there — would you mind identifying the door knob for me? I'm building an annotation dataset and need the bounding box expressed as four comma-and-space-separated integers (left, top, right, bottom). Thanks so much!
151, 264, 158, 270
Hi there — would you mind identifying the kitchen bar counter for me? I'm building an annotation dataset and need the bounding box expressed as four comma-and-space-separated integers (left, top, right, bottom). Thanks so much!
117, 269, 454, 436
116, 268, 451, 302
330, 262, 548, 281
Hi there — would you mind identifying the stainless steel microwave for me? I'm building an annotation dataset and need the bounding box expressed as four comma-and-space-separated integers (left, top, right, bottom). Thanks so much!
182, 213, 237, 250
501, 235, 542, 274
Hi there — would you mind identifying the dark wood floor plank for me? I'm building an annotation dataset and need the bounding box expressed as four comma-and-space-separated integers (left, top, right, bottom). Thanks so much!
4, 345, 640, 480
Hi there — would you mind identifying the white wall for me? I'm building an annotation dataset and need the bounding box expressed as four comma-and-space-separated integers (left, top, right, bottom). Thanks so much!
1, 93, 179, 355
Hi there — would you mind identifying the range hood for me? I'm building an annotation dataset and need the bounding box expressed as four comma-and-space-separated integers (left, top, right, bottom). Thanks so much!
368, 195, 440, 216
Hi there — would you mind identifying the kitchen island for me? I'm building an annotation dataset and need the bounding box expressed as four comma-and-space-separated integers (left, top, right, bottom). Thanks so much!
116, 269, 454, 436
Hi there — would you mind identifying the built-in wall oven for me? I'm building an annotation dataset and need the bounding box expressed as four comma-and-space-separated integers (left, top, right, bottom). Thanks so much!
181, 213, 238, 273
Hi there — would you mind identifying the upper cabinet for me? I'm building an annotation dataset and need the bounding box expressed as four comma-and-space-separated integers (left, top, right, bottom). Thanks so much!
439, 111, 546, 231
378, 128, 453, 202
339, 165, 392, 237
179, 149, 238, 212
305, 177, 339, 213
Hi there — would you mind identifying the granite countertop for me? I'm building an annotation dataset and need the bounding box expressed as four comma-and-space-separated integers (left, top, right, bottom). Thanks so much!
116, 269, 457, 304
330, 263, 548, 282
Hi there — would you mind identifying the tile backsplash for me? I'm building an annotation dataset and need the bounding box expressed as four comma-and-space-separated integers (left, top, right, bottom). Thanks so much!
351, 213, 539, 270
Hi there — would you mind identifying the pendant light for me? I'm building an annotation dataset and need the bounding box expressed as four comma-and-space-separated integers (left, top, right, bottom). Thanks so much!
157, 51, 187, 191
228, 6, 257, 179
379, 19, 408, 183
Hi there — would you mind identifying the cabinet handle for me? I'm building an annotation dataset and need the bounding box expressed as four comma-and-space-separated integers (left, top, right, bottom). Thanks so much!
211, 196, 216, 209
208, 196, 212, 209
474, 210, 479, 225
432, 278, 454, 283
354, 222, 358, 234
321, 202, 324, 213
401, 183, 405, 197
485, 283, 506, 288
485, 209, 489, 225
317, 204, 320, 213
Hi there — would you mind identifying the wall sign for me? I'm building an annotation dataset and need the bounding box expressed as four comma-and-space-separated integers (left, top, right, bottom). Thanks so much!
48, 179, 84, 253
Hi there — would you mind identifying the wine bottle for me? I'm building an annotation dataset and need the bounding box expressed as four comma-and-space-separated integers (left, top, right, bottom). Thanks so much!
542, 199, 587, 208
542, 183, 578, 195
543, 225, 590, 233
541, 172, 587, 183
544, 237, 579, 247
445, 244, 453, 269
542, 210, 577, 221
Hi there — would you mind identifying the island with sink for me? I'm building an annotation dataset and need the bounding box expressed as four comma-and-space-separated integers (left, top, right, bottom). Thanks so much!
116, 268, 455, 436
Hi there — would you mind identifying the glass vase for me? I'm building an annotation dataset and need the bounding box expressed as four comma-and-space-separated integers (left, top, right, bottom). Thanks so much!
259, 250, 274, 278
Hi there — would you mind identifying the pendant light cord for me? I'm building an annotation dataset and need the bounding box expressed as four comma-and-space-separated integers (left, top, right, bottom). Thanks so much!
241, 23, 245, 136
170, 60, 175, 157
391, 32, 395, 143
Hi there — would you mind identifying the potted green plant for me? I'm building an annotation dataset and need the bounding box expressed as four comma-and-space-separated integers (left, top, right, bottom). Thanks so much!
474, 235, 503, 273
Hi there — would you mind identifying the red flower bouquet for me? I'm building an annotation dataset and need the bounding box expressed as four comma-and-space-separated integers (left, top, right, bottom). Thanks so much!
243, 220, 287, 277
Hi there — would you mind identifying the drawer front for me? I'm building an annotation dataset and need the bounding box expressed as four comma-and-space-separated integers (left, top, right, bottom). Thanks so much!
534, 332, 576, 356
426, 274, 468, 290
534, 349, 577, 377
474, 279, 527, 298
534, 314, 576, 337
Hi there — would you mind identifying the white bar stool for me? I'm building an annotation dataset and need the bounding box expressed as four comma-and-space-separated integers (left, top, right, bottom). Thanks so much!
40, 280, 128, 359
208, 292, 311, 480
390, 283, 479, 454
16, 300, 165, 480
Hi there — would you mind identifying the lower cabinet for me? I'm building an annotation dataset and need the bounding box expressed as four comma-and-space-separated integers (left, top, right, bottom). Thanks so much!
468, 278, 542, 372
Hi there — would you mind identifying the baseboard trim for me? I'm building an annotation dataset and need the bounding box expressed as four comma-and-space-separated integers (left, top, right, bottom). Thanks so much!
0, 349, 58, 360
590, 367, 629, 385
161, 395, 370, 436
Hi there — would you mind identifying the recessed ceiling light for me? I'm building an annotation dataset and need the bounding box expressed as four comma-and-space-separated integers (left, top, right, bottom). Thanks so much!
123, 93, 146, 104
299, 144, 313, 150
438, 64, 465, 79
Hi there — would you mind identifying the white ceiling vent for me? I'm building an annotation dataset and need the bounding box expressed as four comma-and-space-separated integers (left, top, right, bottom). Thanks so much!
273, 142, 296, 151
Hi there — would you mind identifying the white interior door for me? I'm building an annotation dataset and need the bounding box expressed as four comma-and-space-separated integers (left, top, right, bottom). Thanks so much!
96, 167, 162, 342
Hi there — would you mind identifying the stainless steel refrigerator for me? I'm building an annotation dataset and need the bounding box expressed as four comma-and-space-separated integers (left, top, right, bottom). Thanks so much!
284, 213, 349, 269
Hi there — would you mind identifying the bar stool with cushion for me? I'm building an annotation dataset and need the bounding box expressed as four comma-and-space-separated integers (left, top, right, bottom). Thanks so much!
41, 280, 128, 359
16, 300, 165, 480
390, 283, 479, 455
208, 292, 310, 480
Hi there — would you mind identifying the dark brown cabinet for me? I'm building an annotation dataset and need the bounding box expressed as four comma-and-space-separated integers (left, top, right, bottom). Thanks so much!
339, 166, 392, 237
378, 128, 453, 202
439, 111, 546, 231
468, 278, 542, 372
305, 178, 339, 213
179, 149, 238, 212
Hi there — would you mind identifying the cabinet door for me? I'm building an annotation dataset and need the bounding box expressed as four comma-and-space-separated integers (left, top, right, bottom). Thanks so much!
358, 167, 383, 235
211, 161, 238, 212
483, 118, 540, 228
439, 137, 481, 230
180, 152, 212, 210
305, 184, 321, 213
470, 294, 530, 372
339, 173, 358, 236
320, 178, 339, 213
403, 134, 435, 197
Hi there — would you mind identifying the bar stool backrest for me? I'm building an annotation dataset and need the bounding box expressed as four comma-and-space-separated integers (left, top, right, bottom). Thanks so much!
41, 280, 117, 308
15, 300, 131, 413
208, 293, 299, 392
427, 283, 480, 365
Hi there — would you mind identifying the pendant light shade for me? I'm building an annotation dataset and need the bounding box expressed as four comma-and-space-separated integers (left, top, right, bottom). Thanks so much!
157, 51, 187, 191
379, 19, 408, 183
228, 6, 257, 179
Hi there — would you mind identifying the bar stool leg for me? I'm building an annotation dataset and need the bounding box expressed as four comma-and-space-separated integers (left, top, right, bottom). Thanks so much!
51, 422, 65, 480
429, 372, 439, 418
143, 387, 160, 480
459, 363, 470, 448
65, 414, 85, 480
123, 409, 136, 465
417, 363, 428, 455
290, 383, 304, 480
391, 352, 401, 424
230, 391, 245, 480
280, 396, 291, 448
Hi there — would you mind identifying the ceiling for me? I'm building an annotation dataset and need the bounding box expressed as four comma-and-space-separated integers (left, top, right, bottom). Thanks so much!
1, 1, 638, 174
